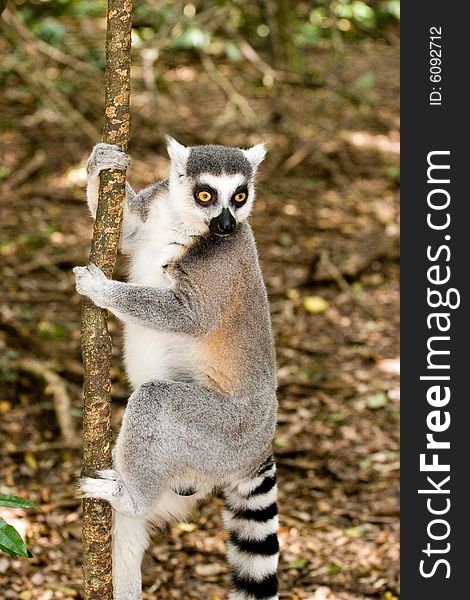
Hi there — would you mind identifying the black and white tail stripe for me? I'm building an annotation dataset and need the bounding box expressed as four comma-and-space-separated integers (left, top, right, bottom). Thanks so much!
223, 457, 279, 600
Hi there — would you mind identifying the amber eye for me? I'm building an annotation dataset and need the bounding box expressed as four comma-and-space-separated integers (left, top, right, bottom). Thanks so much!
198, 190, 212, 202
234, 192, 247, 203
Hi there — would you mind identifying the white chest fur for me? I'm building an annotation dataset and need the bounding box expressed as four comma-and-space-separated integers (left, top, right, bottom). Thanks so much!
129, 200, 187, 287
123, 200, 200, 389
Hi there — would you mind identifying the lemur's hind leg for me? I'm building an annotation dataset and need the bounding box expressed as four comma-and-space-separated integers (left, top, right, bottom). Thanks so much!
79, 378, 237, 517
80, 378, 214, 600
223, 457, 279, 600
112, 512, 149, 600
80, 379, 274, 598
80, 470, 152, 599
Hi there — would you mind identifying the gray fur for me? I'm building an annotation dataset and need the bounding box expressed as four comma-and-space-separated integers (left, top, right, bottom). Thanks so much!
186, 144, 253, 178
76, 140, 278, 600
127, 180, 169, 221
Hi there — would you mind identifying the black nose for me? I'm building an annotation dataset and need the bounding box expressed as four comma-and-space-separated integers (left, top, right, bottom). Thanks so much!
209, 208, 236, 235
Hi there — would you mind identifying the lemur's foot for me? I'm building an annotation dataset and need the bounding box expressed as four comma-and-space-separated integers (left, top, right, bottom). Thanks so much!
79, 470, 122, 503
86, 143, 130, 178
79, 469, 145, 516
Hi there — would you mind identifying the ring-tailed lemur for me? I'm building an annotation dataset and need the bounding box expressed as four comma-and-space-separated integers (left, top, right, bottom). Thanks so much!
74, 137, 279, 600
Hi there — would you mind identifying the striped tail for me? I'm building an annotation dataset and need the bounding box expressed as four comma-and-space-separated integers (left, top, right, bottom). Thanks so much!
223, 457, 279, 600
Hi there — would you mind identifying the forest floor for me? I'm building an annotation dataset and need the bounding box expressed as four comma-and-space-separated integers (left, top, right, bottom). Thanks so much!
0, 26, 399, 600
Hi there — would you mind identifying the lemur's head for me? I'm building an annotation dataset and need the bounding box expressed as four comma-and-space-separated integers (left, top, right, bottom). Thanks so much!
166, 136, 266, 236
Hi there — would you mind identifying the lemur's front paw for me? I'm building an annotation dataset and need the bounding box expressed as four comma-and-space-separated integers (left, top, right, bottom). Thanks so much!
86, 143, 130, 178
73, 263, 109, 306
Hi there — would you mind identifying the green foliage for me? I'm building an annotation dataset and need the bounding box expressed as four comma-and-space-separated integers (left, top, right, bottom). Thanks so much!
37, 320, 68, 340
18, 0, 105, 20
0, 495, 39, 559
296, 0, 399, 47
172, 26, 211, 50
31, 17, 66, 45
0, 518, 31, 558
0, 351, 19, 384
353, 71, 376, 90
0, 494, 40, 510
367, 392, 388, 410
15, 0, 399, 61
224, 41, 242, 61
286, 557, 309, 569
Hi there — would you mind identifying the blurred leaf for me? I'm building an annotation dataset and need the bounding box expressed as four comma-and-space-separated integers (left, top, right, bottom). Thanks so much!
0, 166, 11, 180
286, 288, 300, 300
385, 1, 400, 20
42, 223, 60, 237
351, 282, 364, 295
55, 79, 77, 95
0, 351, 19, 384
24, 452, 38, 473
287, 557, 309, 569
303, 295, 329, 314
344, 525, 364, 538
303, 366, 320, 378
31, 17, 66, 45
328, 563, 340, 574
367, 392, 387, 410
21, 234, 45, 250
299, 178, 318, 191
353, 71, 375, 89
278, 232, 293, 247
0, 518, 31, 558
224, 41, 242, 61
173, 26, 210, 50
0, 494, 40, 510
37, 321, 67, 340
88, 48, 106, 70
351, 1, 375, 24
330, 412, 345, 422
295, 22, 321, 47
386, 165, 400, 181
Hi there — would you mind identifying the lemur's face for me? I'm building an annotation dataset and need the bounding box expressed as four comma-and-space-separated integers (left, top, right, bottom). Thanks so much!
166, 137, 266, 236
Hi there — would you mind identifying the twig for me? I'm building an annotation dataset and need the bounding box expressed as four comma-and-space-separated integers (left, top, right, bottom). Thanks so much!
3, 55, 99, 143
40, 499, 82, 512
2, 8, 99, 76
19, 358, 80, 446
275, 458, 319, 471
199, 53, 256, 125
15, 251, 70, 279
281, 140, 316, 174
0, 21, 100, 143
3, 441, 82, 455
2, 149, 45, 189
234, 35, 276, 80
319, 250, 379, 318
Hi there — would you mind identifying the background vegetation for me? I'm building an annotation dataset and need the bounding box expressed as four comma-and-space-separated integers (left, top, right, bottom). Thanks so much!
0, 1, 399, 598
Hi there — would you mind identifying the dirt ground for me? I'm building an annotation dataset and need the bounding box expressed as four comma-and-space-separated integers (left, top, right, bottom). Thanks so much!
0, 24, 399, 600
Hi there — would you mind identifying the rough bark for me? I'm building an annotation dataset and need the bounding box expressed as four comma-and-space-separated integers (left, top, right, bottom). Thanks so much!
80, 2, 132, 599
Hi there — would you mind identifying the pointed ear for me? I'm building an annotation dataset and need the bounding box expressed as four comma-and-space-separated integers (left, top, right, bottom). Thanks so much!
166, 136, 190, 173
243, 143, 267, 171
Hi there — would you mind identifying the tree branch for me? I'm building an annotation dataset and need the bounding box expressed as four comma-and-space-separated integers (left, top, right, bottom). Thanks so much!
80, 2, 132, 599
